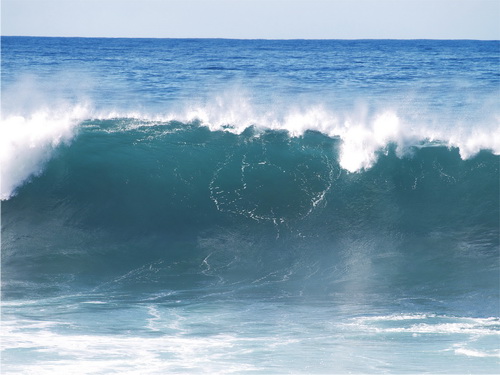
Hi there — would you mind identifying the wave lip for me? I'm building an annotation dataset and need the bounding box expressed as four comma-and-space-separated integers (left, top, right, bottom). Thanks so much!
0, 104, 89, 200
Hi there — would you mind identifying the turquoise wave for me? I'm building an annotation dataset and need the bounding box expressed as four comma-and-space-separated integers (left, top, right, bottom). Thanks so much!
2, 119, 499, 315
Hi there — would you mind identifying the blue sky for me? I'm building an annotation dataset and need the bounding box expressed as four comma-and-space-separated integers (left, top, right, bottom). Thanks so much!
2, 0, 499, 39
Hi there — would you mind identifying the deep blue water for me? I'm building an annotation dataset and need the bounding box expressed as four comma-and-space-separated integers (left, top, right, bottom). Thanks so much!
1, 37, 499, 374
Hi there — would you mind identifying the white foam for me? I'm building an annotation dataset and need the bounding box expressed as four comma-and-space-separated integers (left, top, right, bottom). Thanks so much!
356, 313, 435, 322
348, 314, 500, 336
0, 318, 268, 374
0, 105, 89, 200
454, 347, 500, 358
152, 93, 500, 172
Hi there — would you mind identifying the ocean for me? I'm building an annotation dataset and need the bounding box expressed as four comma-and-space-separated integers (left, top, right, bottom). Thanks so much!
1, 37, 499, 374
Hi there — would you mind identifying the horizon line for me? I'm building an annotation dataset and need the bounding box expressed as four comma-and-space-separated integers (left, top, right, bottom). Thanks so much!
2, 35, 499, 42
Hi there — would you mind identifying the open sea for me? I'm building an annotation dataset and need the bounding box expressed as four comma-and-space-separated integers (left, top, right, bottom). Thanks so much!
1, 37, 499, 374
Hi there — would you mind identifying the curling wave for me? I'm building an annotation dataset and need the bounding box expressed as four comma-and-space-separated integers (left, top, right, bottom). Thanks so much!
2, 98, 499, 200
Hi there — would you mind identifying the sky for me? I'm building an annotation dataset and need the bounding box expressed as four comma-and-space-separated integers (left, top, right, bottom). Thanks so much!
1, 0, 499, 40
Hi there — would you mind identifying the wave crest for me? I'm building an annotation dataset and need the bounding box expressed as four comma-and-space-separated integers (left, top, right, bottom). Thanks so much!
2, 92, 499, 200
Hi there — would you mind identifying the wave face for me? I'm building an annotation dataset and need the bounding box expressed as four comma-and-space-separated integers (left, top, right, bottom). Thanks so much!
3, 118, 498, 316
2, 37, 499, 374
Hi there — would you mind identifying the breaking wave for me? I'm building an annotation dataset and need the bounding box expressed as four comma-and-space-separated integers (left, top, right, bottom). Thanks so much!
2, 94, 499, 200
